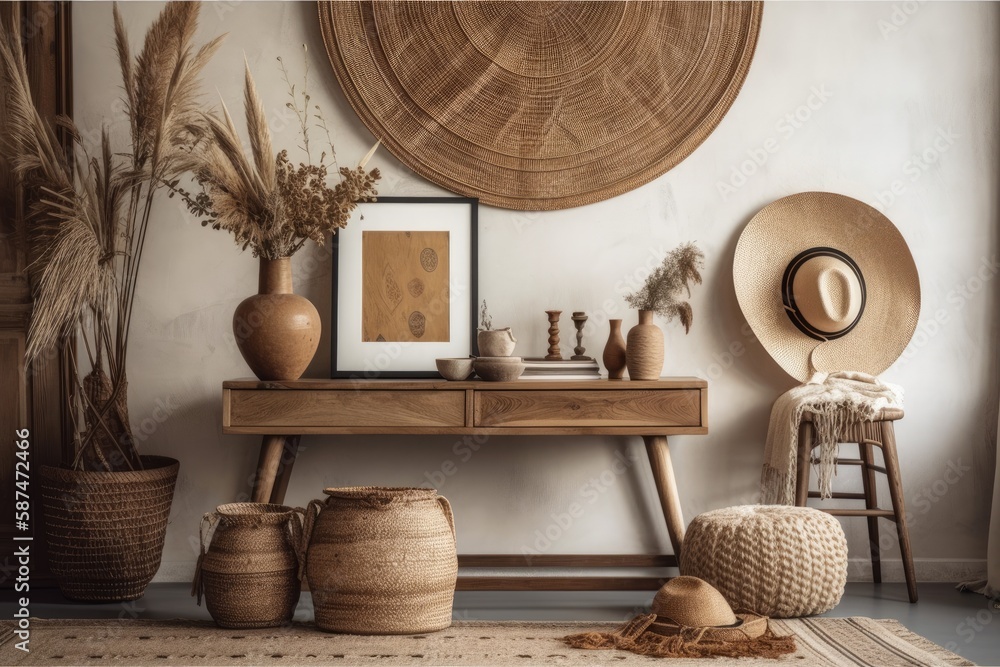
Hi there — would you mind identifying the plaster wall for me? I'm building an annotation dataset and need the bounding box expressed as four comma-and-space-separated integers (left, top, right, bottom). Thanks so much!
70, 1, 999, 583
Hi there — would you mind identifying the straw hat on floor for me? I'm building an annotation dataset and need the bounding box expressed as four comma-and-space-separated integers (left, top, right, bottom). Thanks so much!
564, 576, 795, 659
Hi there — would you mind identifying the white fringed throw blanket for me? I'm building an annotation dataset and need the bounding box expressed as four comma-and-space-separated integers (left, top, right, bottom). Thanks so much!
762, 371, 903, 505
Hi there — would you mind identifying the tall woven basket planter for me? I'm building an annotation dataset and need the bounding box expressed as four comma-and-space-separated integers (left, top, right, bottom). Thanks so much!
305, 487, 458, 635
38, 455, 179, 601
193, 503, 305, 629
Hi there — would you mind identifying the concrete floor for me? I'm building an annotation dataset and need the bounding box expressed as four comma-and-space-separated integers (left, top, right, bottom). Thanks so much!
4, 583, 999, 665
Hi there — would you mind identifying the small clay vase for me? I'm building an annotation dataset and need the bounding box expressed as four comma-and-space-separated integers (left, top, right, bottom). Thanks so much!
233, 257, 321, 381
477, 328, 517, 357
603, 319, 627, 380
626, 310, 664, 381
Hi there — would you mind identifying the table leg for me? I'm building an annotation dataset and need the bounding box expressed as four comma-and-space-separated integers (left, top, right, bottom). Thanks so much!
643, 435, 685, 562
252, 435, 289, 503
269, 436, 300, 505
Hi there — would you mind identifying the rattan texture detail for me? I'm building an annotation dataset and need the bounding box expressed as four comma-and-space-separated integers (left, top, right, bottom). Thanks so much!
319, 1, 763, 210
38, 456, 179, 601
680, 505, 848, 618
194, 503, 305, 629
304, 487, 458, 635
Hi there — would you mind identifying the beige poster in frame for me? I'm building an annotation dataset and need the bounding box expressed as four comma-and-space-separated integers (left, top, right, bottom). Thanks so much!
361, 230, 451, 343
332, 197, 478, 378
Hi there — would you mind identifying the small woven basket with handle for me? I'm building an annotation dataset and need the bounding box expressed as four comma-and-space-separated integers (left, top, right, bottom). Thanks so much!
193, 503, 306, 629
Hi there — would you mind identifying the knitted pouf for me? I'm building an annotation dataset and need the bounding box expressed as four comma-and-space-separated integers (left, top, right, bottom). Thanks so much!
680, 505, 848, 618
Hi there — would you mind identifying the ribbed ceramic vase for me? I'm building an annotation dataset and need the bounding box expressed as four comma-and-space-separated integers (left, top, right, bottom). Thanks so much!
233, 257, 320, 381
193, 503, 304, 629
626, 310, 664, 381
603, 319, 627, 380
304, 487, 458, 635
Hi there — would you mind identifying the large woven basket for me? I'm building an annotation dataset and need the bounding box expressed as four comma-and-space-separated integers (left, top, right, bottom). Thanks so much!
39, 455, 179, 601
194, 503, 305, 629
304, 487, 458, 634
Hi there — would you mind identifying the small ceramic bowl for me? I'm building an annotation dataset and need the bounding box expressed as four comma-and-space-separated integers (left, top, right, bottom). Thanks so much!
473, 356, 525, 382
436, 358, 475, 381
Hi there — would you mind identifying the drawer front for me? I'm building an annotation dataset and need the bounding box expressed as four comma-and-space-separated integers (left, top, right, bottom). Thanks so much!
475, 390, 701, 428
229, 390, 466, 428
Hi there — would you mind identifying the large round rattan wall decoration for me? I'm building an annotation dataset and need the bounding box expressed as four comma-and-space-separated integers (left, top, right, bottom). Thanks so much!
319, 1, 762, 210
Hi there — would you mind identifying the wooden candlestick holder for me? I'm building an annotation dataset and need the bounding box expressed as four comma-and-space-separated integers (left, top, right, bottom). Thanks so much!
545, 310, 562, 360
571, 312, 592, 360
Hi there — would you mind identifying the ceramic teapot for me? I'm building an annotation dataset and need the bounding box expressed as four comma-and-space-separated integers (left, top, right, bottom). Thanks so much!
477, 327, 517, 357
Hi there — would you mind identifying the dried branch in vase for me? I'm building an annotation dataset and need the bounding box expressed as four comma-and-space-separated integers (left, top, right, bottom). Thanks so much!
173, 47, 381, 260
479, 300, 493, 331
624, 242, 705, 334
0, 1, 223, 471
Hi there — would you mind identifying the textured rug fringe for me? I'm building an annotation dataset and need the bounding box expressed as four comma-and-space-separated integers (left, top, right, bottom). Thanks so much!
564, 628, 796, 659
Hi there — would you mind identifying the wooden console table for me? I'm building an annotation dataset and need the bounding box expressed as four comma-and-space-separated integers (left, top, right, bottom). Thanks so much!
222, 377, 708, 591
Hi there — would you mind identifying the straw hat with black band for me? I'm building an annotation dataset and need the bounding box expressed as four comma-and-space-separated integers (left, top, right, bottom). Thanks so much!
733, 192, 920, 382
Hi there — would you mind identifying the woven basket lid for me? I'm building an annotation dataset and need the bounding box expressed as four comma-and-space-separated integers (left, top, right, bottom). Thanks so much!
318, 1, 763, 210
733, 192, 920, 382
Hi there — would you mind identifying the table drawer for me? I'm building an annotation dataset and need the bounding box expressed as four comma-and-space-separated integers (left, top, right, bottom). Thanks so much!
475, 390, 701, 428
229, 390, 466, 428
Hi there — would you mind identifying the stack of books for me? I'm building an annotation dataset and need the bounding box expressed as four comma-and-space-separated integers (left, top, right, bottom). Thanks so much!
520, 358, 602, 380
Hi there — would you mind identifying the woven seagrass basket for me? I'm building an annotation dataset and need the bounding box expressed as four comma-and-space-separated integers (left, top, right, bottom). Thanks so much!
39, 455, 179, 601
304, 487, 458, 635
193, 503, 305, 629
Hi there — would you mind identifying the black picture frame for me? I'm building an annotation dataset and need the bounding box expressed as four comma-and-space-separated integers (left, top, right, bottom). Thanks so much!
331, 196, 479, 378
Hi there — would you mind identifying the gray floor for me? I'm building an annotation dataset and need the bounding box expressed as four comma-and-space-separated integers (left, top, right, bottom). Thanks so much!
4, 583, 999, 665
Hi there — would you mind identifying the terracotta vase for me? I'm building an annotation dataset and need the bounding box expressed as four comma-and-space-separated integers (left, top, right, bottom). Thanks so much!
626, 310, 664, 381
233, 257, 320, 381
603, 319, 627, 380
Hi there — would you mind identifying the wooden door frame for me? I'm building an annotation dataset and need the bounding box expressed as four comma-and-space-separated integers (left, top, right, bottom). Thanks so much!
1, 1, 73, 588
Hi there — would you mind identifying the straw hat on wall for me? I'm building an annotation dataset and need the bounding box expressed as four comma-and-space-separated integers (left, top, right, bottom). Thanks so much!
733, 192, 920, 381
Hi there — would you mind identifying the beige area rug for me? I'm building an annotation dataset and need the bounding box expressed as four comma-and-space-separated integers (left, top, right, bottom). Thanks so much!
1, 618, 974, 666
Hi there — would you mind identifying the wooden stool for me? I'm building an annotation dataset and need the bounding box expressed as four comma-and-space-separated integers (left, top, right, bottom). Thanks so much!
795, 408, 917, 603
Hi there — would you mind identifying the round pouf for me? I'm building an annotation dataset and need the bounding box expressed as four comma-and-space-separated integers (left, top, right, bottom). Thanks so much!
680, 505, 848, 618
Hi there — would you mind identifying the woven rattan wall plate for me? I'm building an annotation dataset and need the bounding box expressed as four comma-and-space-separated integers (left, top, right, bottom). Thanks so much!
319, 1, 763, 210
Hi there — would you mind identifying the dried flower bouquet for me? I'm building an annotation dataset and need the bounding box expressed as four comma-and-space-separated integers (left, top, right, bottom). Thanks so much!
173, 47, 380, 259
625, 242, 705, 333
